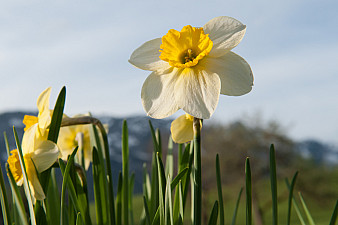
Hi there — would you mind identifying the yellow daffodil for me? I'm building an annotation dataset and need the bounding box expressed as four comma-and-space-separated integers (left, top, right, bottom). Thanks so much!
7, 123, 59, 202
129, 16, 253, 119
58, 124, 92, 170
171, 114, 202, 143
23, 87, 52, 137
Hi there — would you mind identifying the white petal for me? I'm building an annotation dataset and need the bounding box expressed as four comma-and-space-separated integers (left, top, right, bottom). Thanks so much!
37, 87, 51, 113
25, 158, 45, 202
38, 109, 51, 137
174, 67, 221, 119
129, 38, 171, 72
202, 52, 253, 96
28, 173, 45, 202
22, 124, 38, 155
203, 16, 246, 57
141, 69, 180, 119
31, 140, 59, 173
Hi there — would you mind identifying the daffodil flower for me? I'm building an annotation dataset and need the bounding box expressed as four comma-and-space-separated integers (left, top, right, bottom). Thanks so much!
58, 124, 92, 170
7, 123, 59, 202
171, 114, 202, 143
23, 87, 52, 136
129, 16, 253, 119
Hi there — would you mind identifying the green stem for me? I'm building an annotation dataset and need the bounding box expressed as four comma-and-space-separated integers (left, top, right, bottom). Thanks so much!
193, 117, 202, 225
122, 120, 129, 225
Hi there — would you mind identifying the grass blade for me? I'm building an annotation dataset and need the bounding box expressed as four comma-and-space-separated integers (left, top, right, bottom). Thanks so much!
164, 175, 173, 225
149, 120, 160, 155
6, 164, 28, 225
87, 117, 115, 225
299, 193, 316, 225
48, 86, 66, 143
0, 163, 11, 225
92, 147, 104, 225
155, 128, 162, 156
286, 172, 298, 225
231, 187, 243, 225
59, 147, 90, 225
116, 172, 123, 225
149, 120, 160, 219
165, 136, 174, 178
143, 196, 151, 225
183, 142, 194, 211
270, 145, 278, 225
157, 153, 166, 225
208, 201, 219, 225
143, 164, 151, 203
173, 144, 190, 224
178, 181, 184, 223
157, 153, 166, 197
76, 212, 82, 225
100, 124, 116, 225
286, 179, 306, 225
329, 200, 338, 225
73, 166, 90, 225
216, 154, 224, 225
177, 144, 183, 173
60, 148, 78, 225
151, 207, 160, 225
46, 168, 61, 225
129, 173, 135, 225
171, 167, 188, 191
90, 124, 110, 224
180, 144, 190, 170
122, 120, 129, 225
3, 132, 10, 157
150, 150, 159, 220
245, 157, 252, 225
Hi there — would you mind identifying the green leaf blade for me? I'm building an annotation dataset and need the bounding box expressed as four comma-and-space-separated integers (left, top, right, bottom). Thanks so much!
269, 145, 278, 225
216, 154, 224, 225
0, 163, 11, 225
207, 201, 219, 225
245, 157, 252, 225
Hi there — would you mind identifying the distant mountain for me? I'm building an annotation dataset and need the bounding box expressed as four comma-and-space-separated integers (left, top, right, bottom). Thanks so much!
1, 111, 337, 196
297, 139, 338, 165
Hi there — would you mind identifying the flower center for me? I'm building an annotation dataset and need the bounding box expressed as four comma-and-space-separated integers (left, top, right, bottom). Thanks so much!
182, 49, 195, 63
159, 25, 213, 68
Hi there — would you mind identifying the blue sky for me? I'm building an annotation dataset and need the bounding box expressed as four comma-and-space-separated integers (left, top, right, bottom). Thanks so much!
0, 0, 337, 143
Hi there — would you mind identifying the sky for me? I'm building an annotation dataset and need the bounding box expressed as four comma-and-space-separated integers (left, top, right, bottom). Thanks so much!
0, 0, 337, 144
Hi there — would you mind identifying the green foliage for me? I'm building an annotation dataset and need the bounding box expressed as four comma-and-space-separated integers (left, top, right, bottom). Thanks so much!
0, 163, 11, 225
0, 91, 337, 225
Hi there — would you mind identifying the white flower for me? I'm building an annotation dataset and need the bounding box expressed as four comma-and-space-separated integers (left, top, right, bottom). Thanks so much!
129, 16, 253, 119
